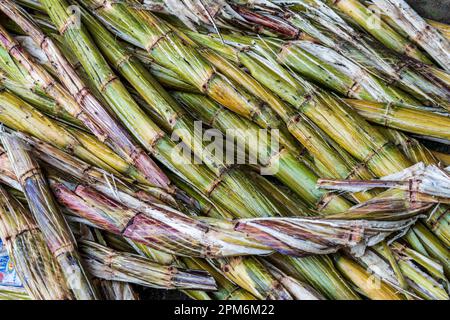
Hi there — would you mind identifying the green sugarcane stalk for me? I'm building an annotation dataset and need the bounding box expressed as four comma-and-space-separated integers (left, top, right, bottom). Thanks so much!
183, 258, 257, 300
334, 254, 404, 300
0, 69, 83, 127
0, 89, 164, 189
0, 185, 74, 300
410, 223, 450, 278
0, 133, 97, 299
375, 243, 449, 300
347, 99, 450, 142
321, 0, 431, 63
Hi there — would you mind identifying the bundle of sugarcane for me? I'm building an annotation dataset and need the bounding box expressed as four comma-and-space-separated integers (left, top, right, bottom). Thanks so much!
0, 134, 420, 258
3, 130, 428, 297
0, 0, 447, 301
14, 0, 365, 299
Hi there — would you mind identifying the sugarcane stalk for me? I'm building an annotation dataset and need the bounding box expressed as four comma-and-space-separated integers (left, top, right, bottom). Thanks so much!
0, 133, 97, 299
334, 254, 404, 300
0, 70, 82, 127
0, 4, 171, 191
183, 257, 256, 300
365, 1, 450, 42
377, 242, 409, 293
321, 0, 431, 64
411, 223, 450, 278
79, 240, 216, 290
347, 99, 450, 141
262, 260, 325, 300
390, 242, 449, 287
374, 243, 449, 300
0, 185, 74, 299
370, 0, 450, 71
0, 89, 165, 189
0, 286, 30, 300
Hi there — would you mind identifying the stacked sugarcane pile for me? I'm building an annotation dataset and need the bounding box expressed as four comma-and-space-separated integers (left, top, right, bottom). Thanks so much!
0, 0, 447, 300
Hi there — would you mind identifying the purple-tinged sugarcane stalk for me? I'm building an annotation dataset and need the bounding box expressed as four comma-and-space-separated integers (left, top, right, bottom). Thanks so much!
0, 133, 98, 299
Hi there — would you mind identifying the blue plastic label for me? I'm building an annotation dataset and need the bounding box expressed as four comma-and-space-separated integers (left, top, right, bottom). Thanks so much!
0, 239, 23, 288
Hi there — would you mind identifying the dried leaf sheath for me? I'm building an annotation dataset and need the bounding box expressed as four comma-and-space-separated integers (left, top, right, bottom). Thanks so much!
0, 4, 171, 191
318, 163, 450, 201
0, 133, 97, 299
0, 186, 73, 299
